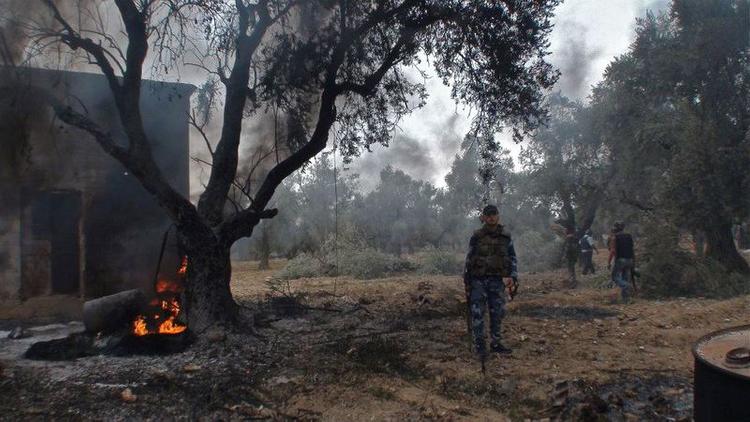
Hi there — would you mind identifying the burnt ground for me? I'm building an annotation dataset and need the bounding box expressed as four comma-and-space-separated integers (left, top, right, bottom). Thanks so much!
0, 258, 747, 421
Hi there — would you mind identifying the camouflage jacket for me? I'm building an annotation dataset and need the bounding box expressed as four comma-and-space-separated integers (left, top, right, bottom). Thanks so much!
464, 225, 518, 279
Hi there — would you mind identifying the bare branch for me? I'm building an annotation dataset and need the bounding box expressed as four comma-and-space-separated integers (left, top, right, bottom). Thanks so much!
189, 110, 215, 157
40, 0, 122, 93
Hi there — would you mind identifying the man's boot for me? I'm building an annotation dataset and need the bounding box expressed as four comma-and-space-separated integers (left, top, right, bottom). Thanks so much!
490, 342, 512, 355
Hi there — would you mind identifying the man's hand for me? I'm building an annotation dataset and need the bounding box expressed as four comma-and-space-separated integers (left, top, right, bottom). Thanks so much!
504, 277, 519, 300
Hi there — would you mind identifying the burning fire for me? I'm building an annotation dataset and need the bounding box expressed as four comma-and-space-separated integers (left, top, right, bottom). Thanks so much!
132, 256, 188, 336
177, 255, 188, 276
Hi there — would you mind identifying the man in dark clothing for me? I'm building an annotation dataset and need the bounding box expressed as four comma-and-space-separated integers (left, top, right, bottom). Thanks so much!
580, 230, 598, 275
611, 221, 635, 303
463, 205, 518, 360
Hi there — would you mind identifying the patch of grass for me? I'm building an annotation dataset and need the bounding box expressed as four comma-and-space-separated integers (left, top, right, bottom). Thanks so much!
349, 337, 407, 373
415, 247, 464, 275
367, 386, 396, 401
438, 375, 512, 410
266, 294, 308, 317
325, 335, 421, 378
515, 304, 618, 321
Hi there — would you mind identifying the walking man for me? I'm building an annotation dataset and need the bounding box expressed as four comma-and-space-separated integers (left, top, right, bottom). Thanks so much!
463, 205, 518, 361
580, 229, 598, 275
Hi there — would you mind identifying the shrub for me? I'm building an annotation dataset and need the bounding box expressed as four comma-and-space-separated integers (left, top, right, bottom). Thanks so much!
513, 230, 559, 273
277, 253, 326, 280
639, 249, 749, 299
637, 217, 750, 299
338, 248, 408, 279
415, 247, 464, 275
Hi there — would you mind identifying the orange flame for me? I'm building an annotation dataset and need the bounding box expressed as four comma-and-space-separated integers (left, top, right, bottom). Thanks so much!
132, 255, 189, 336
155, 278, 183, 294
178, 256, 188, 276
133, 315, 149, 336
132, 299, 187, 336
158, 315, 187, 334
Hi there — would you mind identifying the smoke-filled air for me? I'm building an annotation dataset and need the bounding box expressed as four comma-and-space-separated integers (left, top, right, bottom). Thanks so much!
0, 1, 749, 420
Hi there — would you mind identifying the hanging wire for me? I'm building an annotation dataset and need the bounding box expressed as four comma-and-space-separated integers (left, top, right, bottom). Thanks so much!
332, 129, 340, 296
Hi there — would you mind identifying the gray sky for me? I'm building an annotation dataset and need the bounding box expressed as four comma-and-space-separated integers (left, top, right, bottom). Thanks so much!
347, 0, 671, 191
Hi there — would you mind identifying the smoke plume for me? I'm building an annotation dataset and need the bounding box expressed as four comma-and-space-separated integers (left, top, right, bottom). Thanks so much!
551, 20, 603, 99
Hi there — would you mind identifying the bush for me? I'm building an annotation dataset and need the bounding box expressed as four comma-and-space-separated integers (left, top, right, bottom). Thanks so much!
338, 248, 410, 279
637, 217, 750, 299
277, 253, 327, 280
513, 230, 559, 273
415, 247, 464, 275
639, 249, 749, 299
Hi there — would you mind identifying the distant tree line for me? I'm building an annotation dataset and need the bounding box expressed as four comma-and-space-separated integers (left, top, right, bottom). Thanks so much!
243, 0, 750, 297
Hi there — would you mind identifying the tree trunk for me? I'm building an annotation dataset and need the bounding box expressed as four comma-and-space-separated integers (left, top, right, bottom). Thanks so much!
258, 224, 270, 270
183, 247, 240, 332
704, 222, 750, 274
693, 230, 705, 257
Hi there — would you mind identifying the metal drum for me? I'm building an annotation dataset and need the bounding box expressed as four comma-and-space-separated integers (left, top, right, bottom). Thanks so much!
693, 325, 750, 422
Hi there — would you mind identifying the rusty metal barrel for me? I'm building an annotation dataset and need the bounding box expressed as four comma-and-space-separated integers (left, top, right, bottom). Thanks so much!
693, 325, 750, 422
82, 289, 146, 334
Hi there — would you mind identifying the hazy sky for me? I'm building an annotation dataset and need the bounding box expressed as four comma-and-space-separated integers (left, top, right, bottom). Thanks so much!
347, 0, 671, 191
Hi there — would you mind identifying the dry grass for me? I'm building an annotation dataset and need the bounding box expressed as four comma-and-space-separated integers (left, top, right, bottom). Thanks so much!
228, 258, 747, 420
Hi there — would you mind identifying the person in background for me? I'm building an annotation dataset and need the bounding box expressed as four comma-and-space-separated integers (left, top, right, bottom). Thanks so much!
610, 221, 635, 303
580, 229, 598, 275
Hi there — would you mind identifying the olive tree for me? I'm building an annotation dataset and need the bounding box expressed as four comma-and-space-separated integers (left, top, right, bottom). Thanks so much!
33, 0, 560, 331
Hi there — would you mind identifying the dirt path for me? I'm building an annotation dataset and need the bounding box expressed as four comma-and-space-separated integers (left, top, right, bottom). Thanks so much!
0, 261, 746, 420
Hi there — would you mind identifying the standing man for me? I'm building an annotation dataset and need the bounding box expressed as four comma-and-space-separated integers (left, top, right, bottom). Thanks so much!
580, 229, 598, 275
611, 221, 635, 303
463, 205, 518, 361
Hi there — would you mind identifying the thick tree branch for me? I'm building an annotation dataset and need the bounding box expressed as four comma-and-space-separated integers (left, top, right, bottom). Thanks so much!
197, 0, 276, 225
618, 190, 656, 212
334, 31, 414, 97
222, 2, 437, 244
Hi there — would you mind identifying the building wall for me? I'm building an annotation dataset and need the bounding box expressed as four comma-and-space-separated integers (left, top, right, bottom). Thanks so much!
0, 67, 193, 304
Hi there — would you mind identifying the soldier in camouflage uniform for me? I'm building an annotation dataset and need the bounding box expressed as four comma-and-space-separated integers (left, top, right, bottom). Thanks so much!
463, 205, 518, 359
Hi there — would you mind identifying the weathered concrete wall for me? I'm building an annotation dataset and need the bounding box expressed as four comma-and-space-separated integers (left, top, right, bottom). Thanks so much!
0, 187, 21, 301
0, 67, 193, 305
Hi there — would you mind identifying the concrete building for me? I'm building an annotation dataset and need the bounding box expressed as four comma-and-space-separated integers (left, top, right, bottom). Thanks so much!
0, 67, 193, 317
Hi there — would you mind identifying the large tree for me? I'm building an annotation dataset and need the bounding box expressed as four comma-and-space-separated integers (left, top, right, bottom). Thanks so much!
520, 94, 612, 241
31, 0, 560, 331
595, 1, 750, 274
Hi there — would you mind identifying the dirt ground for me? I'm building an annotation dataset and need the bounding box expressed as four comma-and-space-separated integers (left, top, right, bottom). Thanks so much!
1, 258, 748, 421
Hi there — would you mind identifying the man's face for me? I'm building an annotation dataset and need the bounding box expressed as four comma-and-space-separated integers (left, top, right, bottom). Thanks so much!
481, 213, 499, 226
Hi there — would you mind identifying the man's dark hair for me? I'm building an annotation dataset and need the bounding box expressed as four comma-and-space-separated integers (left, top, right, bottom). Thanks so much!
613, 221, 625, 232
482, 204, 499, 216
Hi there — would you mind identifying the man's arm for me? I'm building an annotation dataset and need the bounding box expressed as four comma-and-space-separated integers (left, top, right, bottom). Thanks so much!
464, 233, 478, 284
